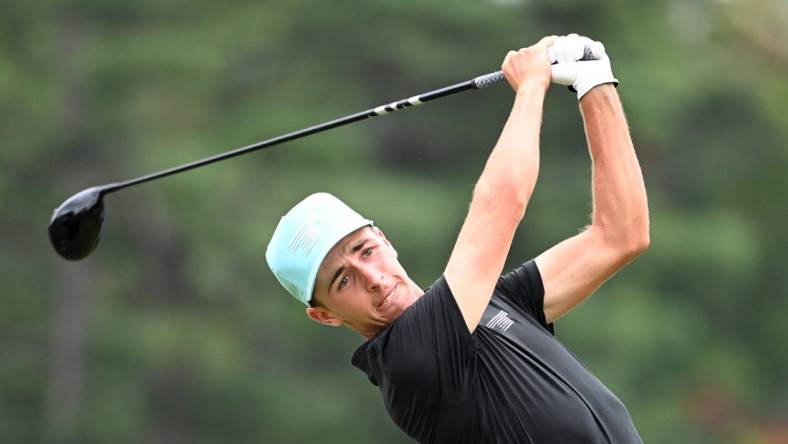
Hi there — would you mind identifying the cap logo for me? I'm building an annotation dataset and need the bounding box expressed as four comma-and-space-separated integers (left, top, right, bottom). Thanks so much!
288, 213, 321, 257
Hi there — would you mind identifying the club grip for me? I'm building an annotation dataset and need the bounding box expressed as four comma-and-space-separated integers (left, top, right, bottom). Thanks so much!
472, 42, 604, 89
473, 71, 507, 89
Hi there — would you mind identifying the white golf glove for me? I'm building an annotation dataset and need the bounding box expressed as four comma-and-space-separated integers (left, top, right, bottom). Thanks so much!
549, 34, 618, 100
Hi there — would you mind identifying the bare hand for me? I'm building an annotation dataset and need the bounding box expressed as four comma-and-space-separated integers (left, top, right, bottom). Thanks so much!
501, 35, 558, 93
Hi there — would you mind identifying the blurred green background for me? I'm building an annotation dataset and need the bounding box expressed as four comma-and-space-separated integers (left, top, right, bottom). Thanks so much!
2, 0, 786, 442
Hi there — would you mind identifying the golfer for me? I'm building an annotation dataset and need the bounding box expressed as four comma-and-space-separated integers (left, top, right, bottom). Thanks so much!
266, 34, 648, 443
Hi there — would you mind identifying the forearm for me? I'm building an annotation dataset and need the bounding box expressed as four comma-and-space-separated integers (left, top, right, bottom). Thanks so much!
580, 85, 649, 250
446, 82, 545, 332
475, 83, 544, 210
443, 38, 553, 332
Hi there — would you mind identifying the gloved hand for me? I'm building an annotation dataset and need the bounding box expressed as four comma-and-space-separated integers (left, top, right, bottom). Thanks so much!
549, 34, 618, 100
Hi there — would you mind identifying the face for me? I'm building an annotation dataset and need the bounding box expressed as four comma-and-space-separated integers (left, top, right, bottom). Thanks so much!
307, 226, 423, 338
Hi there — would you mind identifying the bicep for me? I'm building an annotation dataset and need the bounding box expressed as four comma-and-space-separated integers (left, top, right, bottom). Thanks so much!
536, 227, 637, 323
444, 188, 524, 332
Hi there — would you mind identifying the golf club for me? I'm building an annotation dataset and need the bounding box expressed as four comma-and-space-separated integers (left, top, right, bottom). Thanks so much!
49, 44, 603, 260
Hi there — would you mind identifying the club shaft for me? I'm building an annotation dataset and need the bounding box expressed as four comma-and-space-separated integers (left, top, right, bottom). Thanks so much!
104, 71, 506, 193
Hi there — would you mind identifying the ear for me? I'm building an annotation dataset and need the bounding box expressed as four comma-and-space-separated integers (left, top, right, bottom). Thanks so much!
306, 306, 343, 327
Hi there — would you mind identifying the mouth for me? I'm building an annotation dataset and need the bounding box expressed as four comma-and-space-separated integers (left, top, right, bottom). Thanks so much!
378, 283, 398, 309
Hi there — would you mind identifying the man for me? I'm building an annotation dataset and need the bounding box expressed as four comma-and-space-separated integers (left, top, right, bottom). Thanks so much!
266, 34, 649, 443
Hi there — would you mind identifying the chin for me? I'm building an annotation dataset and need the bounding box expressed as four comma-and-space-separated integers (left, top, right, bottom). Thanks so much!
373, 282, 421, 327
382, 305, 406, 322
379, 296, 417, 326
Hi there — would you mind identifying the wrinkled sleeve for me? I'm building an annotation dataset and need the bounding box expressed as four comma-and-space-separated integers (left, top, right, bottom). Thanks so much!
496, 260, 554, 334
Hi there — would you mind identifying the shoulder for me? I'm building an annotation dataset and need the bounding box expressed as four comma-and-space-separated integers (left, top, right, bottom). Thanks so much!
496, 260, 543, 298
495, 260, 554, 333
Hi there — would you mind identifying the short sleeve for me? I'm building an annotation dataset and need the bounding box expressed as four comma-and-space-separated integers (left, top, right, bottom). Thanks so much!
365, 276, 477, 405
496, 260, 554, 334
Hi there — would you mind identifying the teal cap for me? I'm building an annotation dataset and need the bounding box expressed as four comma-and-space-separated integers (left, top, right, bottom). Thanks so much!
266, 193, 373, 305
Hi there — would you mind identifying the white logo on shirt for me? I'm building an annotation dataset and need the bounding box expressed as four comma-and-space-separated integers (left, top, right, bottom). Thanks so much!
486, 310, 514, 332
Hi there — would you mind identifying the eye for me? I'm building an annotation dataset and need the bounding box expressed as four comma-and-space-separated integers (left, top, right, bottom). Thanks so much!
338, 275, 350, 289
361, 247, 374, 257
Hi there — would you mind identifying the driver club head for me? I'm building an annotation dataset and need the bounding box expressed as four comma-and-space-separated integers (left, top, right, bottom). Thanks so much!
48, 187, 106, 260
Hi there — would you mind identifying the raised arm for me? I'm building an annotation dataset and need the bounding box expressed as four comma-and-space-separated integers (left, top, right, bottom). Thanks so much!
537, 81, 650, 323
444, 36, 556, 332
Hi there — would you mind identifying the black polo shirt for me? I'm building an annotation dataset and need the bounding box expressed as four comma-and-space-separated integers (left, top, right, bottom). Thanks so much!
351, 260, 643, 443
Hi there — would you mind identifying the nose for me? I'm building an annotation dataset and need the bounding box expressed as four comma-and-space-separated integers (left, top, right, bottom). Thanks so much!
357, 263, 384, 291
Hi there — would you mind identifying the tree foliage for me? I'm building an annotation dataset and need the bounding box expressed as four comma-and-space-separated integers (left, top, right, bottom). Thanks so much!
1, 0, 786, 442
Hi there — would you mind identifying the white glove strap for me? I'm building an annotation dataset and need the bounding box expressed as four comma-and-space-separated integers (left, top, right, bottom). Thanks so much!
572, 57, 618, 100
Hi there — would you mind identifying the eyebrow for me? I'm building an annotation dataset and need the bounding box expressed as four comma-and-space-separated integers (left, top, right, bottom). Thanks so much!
328, 238, 371, 292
